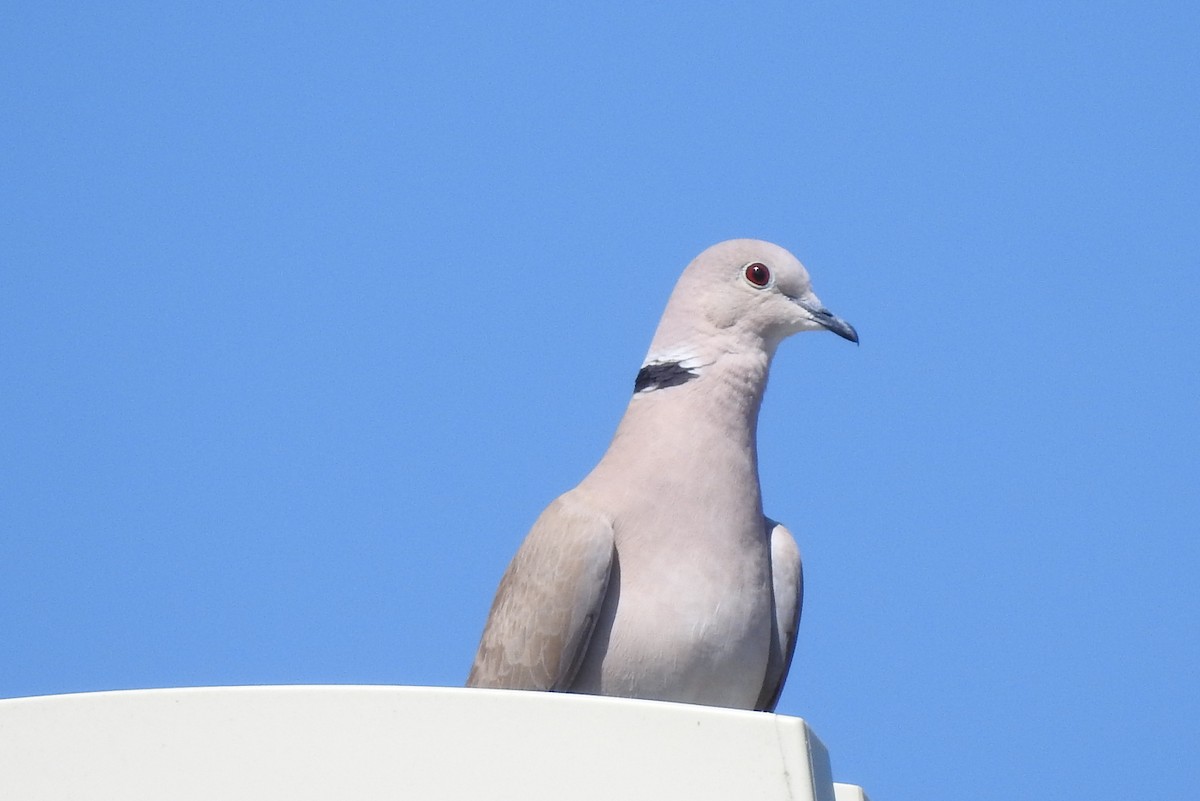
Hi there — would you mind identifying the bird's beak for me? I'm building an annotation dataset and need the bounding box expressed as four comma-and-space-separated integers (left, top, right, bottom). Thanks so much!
797, 297, 859, 344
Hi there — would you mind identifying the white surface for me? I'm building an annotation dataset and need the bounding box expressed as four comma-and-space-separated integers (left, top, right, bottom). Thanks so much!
0, 686, 869, 801
835, 782, 873, 801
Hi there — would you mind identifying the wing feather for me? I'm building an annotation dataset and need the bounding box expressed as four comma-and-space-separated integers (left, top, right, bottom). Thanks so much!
755, 519, 803, 712
467, 494, 615, 691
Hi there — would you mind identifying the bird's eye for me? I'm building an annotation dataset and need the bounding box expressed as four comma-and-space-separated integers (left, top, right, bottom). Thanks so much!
744, 262, 771, 288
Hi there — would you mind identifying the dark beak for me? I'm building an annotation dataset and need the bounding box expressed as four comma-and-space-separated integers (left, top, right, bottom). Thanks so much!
799, 300, 859, 344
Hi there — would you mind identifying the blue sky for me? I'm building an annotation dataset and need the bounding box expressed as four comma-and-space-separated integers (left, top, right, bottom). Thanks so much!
3, 3, 1197, 798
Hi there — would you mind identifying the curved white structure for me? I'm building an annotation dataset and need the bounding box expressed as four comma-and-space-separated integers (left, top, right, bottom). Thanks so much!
0, 686, 870, 800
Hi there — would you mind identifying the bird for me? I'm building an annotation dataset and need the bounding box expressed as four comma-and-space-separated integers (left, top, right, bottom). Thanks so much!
467, 239, 857, 711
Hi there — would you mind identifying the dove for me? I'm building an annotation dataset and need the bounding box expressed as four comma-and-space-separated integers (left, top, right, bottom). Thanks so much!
467, 239, 856, 711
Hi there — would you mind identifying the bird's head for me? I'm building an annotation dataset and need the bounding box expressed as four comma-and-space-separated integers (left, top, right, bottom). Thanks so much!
669, 239, 858, 352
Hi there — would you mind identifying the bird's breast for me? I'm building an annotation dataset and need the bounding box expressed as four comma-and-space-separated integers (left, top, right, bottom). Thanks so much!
570, 511, 774, 709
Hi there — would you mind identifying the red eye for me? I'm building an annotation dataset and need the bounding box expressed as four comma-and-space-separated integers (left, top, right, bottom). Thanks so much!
744, 262, 771, 287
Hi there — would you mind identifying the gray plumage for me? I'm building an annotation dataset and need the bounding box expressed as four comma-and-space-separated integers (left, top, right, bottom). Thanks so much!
468, 239, 857, 711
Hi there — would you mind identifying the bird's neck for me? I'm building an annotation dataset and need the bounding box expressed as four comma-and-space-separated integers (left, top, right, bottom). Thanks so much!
573, 347, 776, 534
606, 347, 773, 471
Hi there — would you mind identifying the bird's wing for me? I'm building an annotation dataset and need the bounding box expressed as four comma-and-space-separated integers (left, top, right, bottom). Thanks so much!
467, 494, 615, 691
755, 519, 803, 712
